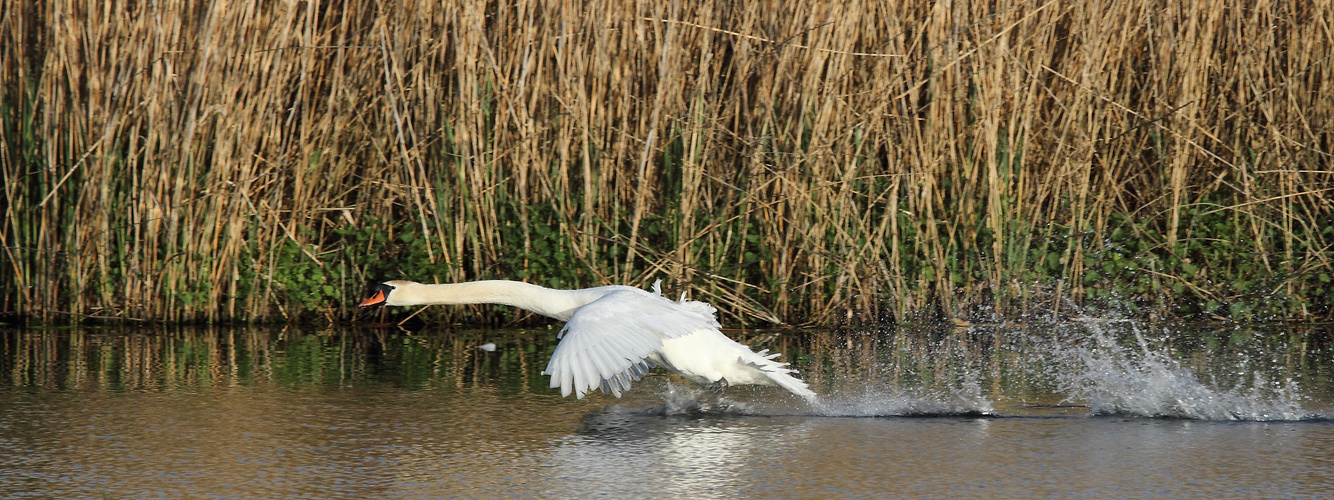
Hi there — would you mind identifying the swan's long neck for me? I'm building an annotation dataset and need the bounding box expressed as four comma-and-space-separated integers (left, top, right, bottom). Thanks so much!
388, 280, 600, 321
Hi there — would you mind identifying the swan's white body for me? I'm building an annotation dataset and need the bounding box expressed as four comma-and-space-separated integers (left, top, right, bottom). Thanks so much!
359, 279, 816, 402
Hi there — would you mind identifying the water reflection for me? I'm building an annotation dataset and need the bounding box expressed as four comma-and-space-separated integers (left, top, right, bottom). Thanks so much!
2, 323, 1333, 498
2, 326, 558, 392
7, 324, 1330, 408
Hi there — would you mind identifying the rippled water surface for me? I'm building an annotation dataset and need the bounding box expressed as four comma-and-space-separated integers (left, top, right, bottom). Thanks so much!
2, 323, 1332, 498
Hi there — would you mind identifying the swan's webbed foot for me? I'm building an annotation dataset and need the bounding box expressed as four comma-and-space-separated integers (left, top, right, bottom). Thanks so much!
706, 377, 730, 394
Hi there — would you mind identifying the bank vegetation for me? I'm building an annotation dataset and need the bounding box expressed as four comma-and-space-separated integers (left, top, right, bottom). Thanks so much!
2, 0, 1331, 325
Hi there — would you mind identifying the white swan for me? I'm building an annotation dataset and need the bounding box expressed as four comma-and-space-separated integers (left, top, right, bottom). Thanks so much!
358, 279, 817, 402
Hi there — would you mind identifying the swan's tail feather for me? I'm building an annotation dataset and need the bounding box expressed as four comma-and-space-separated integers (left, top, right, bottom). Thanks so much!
755, 348, 782, 361
740, 354, 818, 403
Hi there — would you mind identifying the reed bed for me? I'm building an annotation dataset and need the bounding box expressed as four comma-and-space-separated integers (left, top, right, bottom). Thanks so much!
1, 0, 1331, 325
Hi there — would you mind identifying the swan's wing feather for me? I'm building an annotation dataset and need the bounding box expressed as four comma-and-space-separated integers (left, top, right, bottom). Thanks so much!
542, 288, 719, 398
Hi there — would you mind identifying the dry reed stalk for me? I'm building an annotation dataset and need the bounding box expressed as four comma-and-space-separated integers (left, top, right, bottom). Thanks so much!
1, 0, 1330, 325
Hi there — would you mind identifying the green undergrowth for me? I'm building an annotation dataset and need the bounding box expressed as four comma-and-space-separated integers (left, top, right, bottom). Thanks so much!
1079, 207, 1333, 322
234, 196, 1332, 326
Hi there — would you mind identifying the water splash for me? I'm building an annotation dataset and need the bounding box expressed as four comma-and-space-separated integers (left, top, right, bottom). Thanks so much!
631, 382, 757, 416
814, 380, 995, 418
632, 324, 1328, 421
642, 379, 996, 418
1056, 327, 1320, 421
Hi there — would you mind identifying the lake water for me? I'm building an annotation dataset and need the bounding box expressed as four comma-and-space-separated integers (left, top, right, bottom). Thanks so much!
2, 322, 1332, 498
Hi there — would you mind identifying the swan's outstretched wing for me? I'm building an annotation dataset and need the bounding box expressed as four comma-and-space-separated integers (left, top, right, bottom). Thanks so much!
542, 285, 720, 398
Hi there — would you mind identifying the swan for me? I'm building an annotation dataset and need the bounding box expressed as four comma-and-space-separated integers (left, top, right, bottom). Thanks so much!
358, 279, 817, 402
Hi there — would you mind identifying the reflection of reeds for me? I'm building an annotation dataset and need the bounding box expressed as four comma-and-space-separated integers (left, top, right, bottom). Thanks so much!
4, 326, 1331, 404
0, 326, 558, 392
1, 1, 1330, 324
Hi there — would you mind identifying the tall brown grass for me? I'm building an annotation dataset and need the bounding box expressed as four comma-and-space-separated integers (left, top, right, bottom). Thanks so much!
1, 0, 1331, 324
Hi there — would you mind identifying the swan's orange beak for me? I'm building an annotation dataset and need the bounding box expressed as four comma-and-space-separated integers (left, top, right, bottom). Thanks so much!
358, 289, 387, 308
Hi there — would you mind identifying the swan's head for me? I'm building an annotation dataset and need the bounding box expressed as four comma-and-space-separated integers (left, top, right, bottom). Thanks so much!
357, 280, 417, 308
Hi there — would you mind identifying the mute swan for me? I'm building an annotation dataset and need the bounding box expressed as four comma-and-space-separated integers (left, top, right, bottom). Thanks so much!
358, 279, 817, 402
